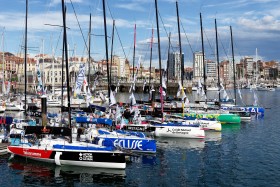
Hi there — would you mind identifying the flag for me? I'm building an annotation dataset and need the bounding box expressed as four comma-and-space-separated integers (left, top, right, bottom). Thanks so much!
83, 78, 88, 93
149, 85, 155, 100
100, 92, 106, 102
129, 92, 136, 106
129, 84, 133, 93
86, 88, 92, 107
137, 56, 141, 70
143, 80, 146, 91
36, 59, 43, 93
74, 63, 86, 95
184, 97, 190, 105
110, 90, 117, 106
177, 81, 183, 98
238, 88, 242, 100
161, 77, 167, 96
181, 90, 186, 101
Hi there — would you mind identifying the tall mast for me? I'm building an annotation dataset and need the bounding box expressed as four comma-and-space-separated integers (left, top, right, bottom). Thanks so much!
51, 43, 55, 95
110, 20, 115, 87
149, 27, 154, 90
215, 19, 221, 101
42, 39, 45, 94
155, 0, 163, 116
102, 0, 110, 101
230, 26, 237, 105
166, 32, 171, 86
133, 24, 136, 81
60, 24, 65, 125
88, 13, 91, 85
24, 0, 28, 115
176, 1, 183, 85
200, 13, 207, 103
2, 31, 5, 93
255, 48, 258, 82
61, 0, 72, 142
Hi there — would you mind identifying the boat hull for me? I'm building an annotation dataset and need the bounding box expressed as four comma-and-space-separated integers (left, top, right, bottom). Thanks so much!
94, 137, 156, 154
8, 145, 126, 169
153, 126, 205, 139
220, 106, 265, 115
183, 113, 241, 124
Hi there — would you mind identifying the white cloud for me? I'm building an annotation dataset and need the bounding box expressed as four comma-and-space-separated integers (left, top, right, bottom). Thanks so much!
237, 15, 280, 32
49, 0, 83, 6
115, 3, 145, 12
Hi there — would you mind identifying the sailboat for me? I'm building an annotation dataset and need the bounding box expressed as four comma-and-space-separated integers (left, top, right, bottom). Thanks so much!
145, 0, 205, 139
7, 0, 126, 169
219, 27, 265, 116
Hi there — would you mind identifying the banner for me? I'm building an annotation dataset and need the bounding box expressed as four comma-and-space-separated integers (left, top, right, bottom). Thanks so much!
74, 63, 86, 95
36, 60, 43, 92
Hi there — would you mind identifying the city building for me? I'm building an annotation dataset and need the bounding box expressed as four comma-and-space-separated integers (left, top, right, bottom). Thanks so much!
168, 52, 184, 81
193, 51, 204, 80
206, 60, 217, 79
220, 60, 230, 82
244, 56, 254, 79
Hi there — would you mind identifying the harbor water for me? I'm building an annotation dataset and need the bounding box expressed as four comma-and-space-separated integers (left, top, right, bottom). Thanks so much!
1, 89, 280, 186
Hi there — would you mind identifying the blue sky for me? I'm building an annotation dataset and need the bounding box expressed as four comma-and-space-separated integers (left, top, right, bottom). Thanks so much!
0, 0, 280, 67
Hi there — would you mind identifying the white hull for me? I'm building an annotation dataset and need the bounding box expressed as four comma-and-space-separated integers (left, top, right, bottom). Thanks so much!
183, 120, 222, 131
153, 126, 205, 139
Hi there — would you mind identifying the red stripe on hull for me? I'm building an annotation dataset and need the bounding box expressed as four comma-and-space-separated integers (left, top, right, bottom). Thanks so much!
8, 146, 53, 159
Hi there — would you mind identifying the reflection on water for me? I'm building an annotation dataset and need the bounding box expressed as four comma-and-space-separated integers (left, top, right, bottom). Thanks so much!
156, 137, 205, 150
8, 157, 126, 186
205, 131, 222, 142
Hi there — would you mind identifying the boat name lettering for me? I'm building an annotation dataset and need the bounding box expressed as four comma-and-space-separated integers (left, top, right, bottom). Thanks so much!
23, 151, 41, 157
167, 128, 190, 134
79, 152, 93, 161
126, 126, 145, 132
113, 139, 143, 150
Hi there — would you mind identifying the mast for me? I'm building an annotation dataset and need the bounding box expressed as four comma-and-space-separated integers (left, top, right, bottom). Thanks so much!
109, 20, 115, 87
255, 48, 258, 83
51, 45, 55, 96
176, 1, 183, 86
230, 26, 237, 105
215, 19, 221, 101
2, 31, 5, 94
133, 24, 136, 82
155, 0, 163, 117
61, 0, 72, 142
200, 13, 207, 103
88, 13, 91, 85
61, 28, 65, 112
60, 26, 65, 126
102, 0, 110, 101
149, 27, 154, 90
166, 32, 171, 85
24, 0, 28, 115
42, 39, 45, 94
